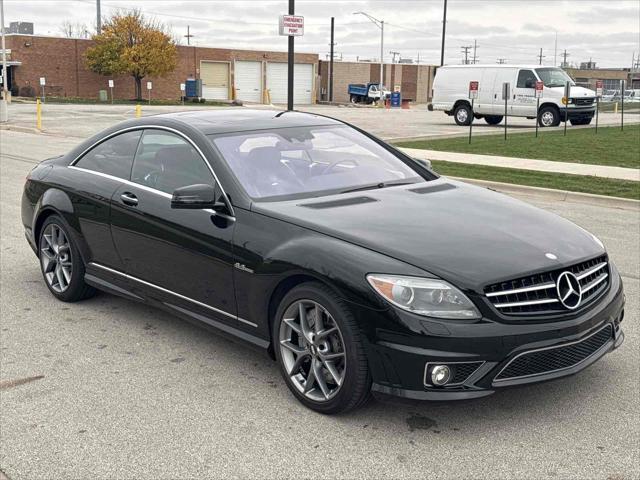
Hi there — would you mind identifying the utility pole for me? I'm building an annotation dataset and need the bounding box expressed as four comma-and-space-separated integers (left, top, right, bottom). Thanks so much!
329, 17, 335, 102
184, 25, 194, 46
497, 58, 507, 64
554, 31, 558, 66
287, 0, 294, 111
354, 12, 384, 106
472, 39, 478, 64
1, 0, 8, 122
440, 0, 447, 66
538, 48, 545, 65
461, 45, 472, 65
561, 49, 570, 68
389, 51, 400, 63
96, 0, 101, 33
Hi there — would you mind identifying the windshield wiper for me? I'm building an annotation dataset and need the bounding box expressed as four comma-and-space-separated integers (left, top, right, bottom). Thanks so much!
340, 181, 414, 194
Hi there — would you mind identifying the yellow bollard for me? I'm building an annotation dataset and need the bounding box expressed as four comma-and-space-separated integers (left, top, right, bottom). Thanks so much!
135, 104, 142, 118
36, 98, 42, 130
614, 102, 618, 114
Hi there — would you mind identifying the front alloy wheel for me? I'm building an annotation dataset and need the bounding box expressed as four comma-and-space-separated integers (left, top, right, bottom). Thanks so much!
279, 300, 346, 402
274, 283, 371, 414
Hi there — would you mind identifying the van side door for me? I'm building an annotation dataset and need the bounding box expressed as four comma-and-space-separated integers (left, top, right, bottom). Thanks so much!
492, 68, 517, 116
512, 69, 539, 117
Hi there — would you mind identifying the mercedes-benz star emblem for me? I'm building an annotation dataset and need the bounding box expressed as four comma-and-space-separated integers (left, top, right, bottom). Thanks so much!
556, 271, 582, 310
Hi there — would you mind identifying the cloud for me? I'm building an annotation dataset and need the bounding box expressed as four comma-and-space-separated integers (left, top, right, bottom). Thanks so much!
5, 0, 639, 67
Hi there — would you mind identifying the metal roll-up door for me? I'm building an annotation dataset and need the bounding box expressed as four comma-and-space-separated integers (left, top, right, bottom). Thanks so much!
201, 61, 229, 100
235, 61, 262, 103
266, 62, 313, 105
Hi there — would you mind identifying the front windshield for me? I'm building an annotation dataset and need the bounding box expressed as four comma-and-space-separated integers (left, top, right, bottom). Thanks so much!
535, 68, 575, 88
210, 125, 423, 200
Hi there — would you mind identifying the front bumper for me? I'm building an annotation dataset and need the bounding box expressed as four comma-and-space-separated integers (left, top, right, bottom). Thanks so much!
362, 272, 625, 401
562, 105, 595, 121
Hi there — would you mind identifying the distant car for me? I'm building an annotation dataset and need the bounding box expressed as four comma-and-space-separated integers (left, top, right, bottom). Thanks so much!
624, 89, 640, 103
601, 90, 619, 102
22, 109, 625, 414
430, 64, 597, 127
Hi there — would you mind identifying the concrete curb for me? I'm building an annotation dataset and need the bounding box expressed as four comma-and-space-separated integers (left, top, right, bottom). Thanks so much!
0, 124, 43, 135
452, 176, 639, 210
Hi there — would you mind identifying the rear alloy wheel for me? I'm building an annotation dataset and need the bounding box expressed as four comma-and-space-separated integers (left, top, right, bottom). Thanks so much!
484, 115, 503, 125
454, 103, 473, 126
274, 283, 371, 414
38, 215, 95, 302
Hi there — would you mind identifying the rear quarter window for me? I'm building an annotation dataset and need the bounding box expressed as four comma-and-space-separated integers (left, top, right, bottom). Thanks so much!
75, 130, 142, 180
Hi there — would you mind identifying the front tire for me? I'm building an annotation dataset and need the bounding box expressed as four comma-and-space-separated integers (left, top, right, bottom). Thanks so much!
273, 283, 371, 414
38, 215, 96, 302
538, 106, 561, 127
454, 103, 473, 126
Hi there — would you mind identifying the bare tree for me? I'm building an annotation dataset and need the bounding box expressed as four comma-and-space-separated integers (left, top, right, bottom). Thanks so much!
60, 21, 91, 39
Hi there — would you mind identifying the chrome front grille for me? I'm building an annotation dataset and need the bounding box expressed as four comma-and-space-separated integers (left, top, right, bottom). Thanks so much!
574, 98, 594, 106
484, 255, 609, 316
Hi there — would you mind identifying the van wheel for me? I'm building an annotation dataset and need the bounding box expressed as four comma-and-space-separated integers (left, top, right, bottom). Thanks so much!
454, 103, 473, 126
484, 115, 503, 125
538, 106, 561, 127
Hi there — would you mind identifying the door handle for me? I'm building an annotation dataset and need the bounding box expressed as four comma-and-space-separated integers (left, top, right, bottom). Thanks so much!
120, 192, 138, 206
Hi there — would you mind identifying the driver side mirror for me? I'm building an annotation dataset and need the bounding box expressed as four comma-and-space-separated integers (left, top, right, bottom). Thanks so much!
171, 183, 217, 209
412, 157, 432, 170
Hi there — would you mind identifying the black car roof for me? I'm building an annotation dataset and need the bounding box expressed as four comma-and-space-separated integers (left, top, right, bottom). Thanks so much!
153, 108, 343, 135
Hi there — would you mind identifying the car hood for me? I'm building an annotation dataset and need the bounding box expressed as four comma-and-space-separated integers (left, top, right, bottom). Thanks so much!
546, 85, 596, 98
252, 179, 605, 292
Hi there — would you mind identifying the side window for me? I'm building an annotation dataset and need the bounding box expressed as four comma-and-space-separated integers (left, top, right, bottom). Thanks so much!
517, 70, 537, 89
75, 130, 141, 179
131, 129, 214, 194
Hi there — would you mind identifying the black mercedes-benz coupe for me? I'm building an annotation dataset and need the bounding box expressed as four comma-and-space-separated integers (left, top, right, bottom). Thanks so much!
22, 109, 624, 413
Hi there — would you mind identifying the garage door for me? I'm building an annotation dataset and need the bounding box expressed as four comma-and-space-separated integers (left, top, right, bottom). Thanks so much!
266, 63, 313, 105
201, 61, 229, 100
235, 61, 262, 103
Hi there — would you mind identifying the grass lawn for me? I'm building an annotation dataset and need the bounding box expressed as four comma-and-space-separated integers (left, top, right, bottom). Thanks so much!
396, 124, 640, 169
432, 160, 640, 200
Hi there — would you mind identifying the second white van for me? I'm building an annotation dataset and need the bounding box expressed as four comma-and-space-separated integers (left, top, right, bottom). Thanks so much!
429, 65, 597, 127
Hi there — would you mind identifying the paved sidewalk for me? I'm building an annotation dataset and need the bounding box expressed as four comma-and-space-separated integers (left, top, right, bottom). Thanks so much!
400, 147, 640, 182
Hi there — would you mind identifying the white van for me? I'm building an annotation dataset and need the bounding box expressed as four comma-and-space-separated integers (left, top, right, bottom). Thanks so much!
429, 65, 597, 127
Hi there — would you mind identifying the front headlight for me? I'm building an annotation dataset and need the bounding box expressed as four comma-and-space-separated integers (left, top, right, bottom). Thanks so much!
366, 274, 481, 320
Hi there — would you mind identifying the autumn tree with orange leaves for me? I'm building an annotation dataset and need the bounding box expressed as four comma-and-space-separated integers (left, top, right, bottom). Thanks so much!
86, 11, 177, 100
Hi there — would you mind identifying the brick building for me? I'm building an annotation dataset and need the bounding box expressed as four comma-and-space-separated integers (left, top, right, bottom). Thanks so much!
318, 60, 436, 103
4, 34, 319, 104
565, 66, 640, 90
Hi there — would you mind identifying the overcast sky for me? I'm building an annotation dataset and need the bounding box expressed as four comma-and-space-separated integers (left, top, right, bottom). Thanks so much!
7, 0, 640, 68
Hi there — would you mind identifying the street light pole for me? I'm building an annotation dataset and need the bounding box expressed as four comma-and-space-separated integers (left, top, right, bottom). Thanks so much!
287, 0, 295, 111
0, 0, 8, 122
354, 11, 385, 106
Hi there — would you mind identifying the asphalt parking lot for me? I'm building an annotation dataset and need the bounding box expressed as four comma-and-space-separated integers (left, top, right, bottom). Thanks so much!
1, 125, 639, 479
4, 101, 638, 141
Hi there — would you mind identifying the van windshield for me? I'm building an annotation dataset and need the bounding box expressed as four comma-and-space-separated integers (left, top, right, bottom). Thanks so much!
535, 68, 575, 88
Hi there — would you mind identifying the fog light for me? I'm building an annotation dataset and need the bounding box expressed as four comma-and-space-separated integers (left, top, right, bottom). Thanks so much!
431, 365, 451, 386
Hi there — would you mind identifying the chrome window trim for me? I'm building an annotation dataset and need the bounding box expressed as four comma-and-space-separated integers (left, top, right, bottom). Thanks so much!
68, 165, 173, 199
493, 323, 612, 384
89, 262, 256, 327
69, 124, 235, 216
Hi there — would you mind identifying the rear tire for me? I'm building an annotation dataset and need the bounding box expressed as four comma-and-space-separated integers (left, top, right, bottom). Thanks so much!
484, 115, 503, 125
273, 282, 371, 414
538, 106, 561, 127
454, 103, 473, 126
38, 215, 96, 302
350, 95, 358, 104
